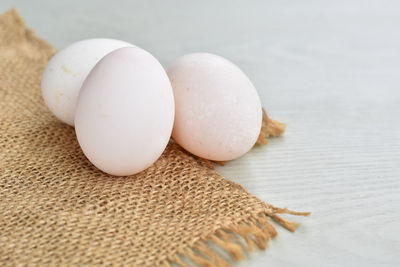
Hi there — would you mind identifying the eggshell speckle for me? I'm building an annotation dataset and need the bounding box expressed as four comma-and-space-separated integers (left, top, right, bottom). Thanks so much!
75, 47, 174, 176
41, 38, 134, 126
167, 53, 262, 161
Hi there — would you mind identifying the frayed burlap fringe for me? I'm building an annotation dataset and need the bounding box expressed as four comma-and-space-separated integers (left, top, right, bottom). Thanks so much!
0, 9, 308, 266
256, 109, 286, 146
163, 208, 310, 267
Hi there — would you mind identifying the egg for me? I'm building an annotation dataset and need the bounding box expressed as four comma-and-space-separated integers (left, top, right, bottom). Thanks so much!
75, 47, 175, 176
41, 38, 134, 126
167, 53, 262, 161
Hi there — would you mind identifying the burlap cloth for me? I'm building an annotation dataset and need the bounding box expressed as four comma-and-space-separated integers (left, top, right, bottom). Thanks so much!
0, 9, 308, 266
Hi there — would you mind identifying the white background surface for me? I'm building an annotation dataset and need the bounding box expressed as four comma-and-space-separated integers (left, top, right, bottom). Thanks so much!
1, 0, 399, 266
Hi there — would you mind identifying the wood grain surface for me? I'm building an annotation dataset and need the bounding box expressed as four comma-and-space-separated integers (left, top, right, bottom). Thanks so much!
1, 0, 399, 266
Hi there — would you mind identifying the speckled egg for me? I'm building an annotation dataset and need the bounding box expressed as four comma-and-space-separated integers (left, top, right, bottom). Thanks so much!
167, 53, 262, 161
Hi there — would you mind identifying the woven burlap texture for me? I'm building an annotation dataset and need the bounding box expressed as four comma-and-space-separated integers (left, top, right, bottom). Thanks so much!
0, 9, 308, 266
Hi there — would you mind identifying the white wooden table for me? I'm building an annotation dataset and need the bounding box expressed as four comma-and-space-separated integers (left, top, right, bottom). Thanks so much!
1, 0, 399, 266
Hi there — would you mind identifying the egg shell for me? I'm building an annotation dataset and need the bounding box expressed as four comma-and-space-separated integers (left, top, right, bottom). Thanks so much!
167, 53, 262, 161
75, 47, 175, 176
41, 38, 134, 126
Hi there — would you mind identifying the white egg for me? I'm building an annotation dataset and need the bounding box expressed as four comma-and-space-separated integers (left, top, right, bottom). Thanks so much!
75, 47, 175, 176
167, 53, 262, 161
41, 38, 134, 126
